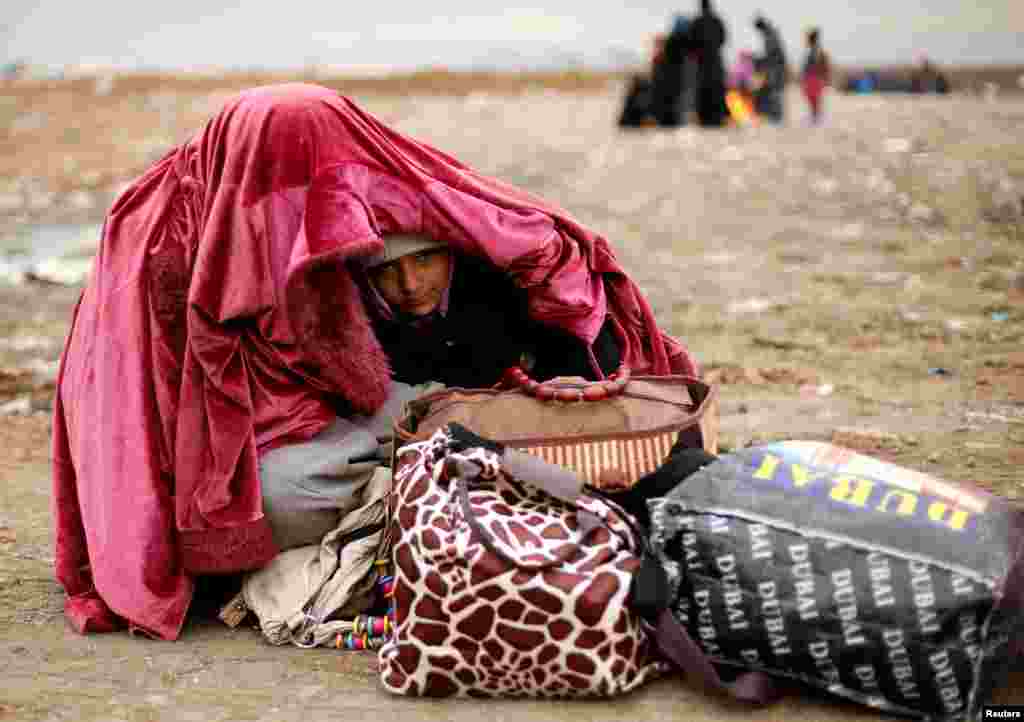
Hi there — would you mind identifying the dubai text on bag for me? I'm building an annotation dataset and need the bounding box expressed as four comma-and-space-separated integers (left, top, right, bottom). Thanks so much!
649, 441, 1024, 721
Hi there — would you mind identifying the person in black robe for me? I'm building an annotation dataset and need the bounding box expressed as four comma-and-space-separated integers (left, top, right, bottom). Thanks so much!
753, 14, 789, 123
617, 73, 656, 128
650, 15, 695, 127
686, 0, 729, 127
618, 18, 695, 129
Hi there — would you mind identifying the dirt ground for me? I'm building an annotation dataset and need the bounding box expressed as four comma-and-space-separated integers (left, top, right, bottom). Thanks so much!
1, 75, 1023, 720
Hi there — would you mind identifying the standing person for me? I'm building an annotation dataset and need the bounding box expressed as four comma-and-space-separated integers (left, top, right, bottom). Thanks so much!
650, 15, 694, 127
687, 0, 730, 127
910, 55, 950, 94
51, 83, 701, 641
801, 27, 831, 124
753, 14, 789, 123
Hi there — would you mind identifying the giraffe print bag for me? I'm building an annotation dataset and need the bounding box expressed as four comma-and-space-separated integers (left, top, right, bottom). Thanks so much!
378, 427, 668, 697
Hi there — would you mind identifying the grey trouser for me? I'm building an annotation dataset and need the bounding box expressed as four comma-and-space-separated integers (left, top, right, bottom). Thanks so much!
258, 381, 422, 551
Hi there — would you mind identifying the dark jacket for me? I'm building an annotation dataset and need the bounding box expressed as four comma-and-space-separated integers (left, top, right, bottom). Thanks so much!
686, 10, 729, 126
687, 11, 727, 84
650, 19, 694, 127
371, 256, 621, 388
755, 22, 789, 91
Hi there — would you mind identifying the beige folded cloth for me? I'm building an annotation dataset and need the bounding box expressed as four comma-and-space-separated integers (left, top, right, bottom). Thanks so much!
242, 466, 392, 647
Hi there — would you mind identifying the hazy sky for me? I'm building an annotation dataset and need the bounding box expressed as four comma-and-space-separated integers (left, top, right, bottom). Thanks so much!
3, 1, 1021, 72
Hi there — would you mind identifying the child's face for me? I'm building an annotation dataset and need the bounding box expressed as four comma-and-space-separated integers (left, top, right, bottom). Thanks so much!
370, 249, 452, 317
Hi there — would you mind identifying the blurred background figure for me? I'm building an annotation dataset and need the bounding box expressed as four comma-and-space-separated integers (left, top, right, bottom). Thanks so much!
843, 68, 878, 93
617, 15, 696, 129
910, 55, 950, 94
726, 49, 759, 126
843, 57, 951, 95
687, 0, 730, 127
753, 14, 789, 123
650, 14, 696, 127
729, 49, 755, 93
617, 34, 662, 128
801, 26, 831, 124
1, 59, 27, 81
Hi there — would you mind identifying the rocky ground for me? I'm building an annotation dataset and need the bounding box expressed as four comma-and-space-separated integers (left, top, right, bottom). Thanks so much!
0, 76, 1022, 720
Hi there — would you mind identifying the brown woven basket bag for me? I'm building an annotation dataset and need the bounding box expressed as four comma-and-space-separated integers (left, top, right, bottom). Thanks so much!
394, 366, 718, 489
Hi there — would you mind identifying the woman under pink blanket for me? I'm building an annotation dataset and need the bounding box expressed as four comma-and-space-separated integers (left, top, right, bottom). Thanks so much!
51, 83, 700, 640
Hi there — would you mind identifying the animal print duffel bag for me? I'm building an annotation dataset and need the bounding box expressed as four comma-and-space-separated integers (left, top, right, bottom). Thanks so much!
377, 423, 669, 697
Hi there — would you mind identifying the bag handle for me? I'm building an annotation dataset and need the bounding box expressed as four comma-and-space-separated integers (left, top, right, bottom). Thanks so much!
502, 363, 631, 402
653, 609, 782, 705
455, 475, 594, 571
448, 449, 613, 572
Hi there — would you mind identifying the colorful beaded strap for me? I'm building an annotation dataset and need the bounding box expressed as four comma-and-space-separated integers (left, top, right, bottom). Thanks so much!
333, 561, 396, 651
502, 363, 631, 402
334, 613, 392, 650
